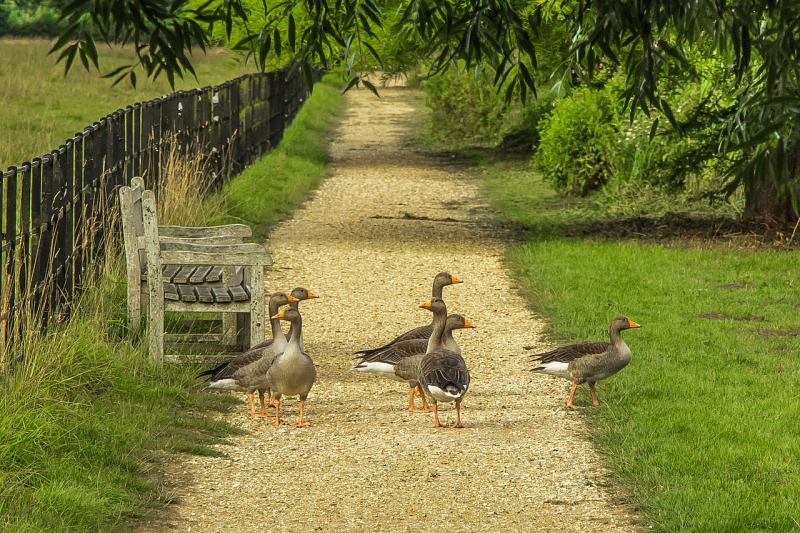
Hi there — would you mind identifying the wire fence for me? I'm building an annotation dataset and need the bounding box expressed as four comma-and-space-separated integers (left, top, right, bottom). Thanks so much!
0, 64, 320, 346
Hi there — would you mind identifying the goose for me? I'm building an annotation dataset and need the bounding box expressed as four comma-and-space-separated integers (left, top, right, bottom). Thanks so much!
529, 316, 641, 409
416, 297, 471, 428
352, 314, 475, 412
266, 307, 317, 427
197, 287, 318, 415
197, 291, 297, 417
285, 287, 318, 352
354, 272, 462, 358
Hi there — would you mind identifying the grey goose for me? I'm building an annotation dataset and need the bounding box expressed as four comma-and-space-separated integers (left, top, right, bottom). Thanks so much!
352, 314, 475, 412
354, 272, 463, 358
529, 316, 641, 409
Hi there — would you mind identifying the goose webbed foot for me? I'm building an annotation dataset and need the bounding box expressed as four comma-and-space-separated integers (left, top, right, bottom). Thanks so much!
425, 404, 445, 428
291, 400, 311, 427
566, 383, 586, 409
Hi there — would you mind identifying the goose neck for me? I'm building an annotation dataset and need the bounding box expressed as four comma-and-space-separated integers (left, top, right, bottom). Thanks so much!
426, 307, 448, 353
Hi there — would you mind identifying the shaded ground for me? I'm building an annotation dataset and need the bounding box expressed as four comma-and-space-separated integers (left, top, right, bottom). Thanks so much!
135, 87, 638, 531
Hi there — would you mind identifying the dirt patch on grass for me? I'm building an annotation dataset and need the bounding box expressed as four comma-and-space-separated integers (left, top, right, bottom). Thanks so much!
697, 313, 766, 322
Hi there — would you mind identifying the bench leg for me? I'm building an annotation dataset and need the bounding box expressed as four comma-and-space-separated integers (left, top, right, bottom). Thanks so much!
248, 265, 266, 349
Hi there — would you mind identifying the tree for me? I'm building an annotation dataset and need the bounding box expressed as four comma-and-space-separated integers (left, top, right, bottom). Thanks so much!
53, 0, 800, 222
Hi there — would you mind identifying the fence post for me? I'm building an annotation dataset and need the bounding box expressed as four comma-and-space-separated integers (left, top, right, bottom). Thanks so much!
2, 166, 17, 347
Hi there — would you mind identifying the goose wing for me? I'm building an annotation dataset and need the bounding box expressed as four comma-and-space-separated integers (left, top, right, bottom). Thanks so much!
530, 341, 610, 364
356, 339, 428, 364
197, 341, 274, 381
419, 350, 470, 393
354, 323, 433, 356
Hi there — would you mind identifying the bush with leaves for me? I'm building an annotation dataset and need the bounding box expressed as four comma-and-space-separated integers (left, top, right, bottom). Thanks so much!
424, 67, 510, 144
533, 87, 619, 196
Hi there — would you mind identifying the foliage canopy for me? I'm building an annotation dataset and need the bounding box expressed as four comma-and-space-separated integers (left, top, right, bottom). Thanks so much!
52, 0, 800, 220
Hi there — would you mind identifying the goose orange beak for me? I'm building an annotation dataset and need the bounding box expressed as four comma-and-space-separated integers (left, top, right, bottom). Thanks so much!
307, 291, 319, 299
419, 300, 432, 309
629, 320, 642, 328
287, 295, 300, 302
464, 319, 476, 328
271, 311, 286, 320
451, 276, 463, 284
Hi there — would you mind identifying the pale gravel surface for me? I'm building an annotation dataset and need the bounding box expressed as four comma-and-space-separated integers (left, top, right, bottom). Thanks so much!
136, 87, 638, 532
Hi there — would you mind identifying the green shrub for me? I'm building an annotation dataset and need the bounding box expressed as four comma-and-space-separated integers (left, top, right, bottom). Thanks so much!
424, 67, 509, 144
533, 87, 619, 196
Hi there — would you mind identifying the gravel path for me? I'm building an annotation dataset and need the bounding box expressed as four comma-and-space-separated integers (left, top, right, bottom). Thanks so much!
137, 87, 637, 531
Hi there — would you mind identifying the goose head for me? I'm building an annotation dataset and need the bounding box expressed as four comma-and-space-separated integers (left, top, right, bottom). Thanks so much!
290, 287, 319, 302
419, 296, 448, 315
269, 291, 299, 307
446, 313, 476, 332
432, 272, 463, 297
272, 307, 302, 324
611, 316, 641, 334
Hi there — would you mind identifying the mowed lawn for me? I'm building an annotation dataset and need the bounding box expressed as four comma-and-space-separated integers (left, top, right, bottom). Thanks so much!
0, 38, 256, 168
483, 164, 800, 531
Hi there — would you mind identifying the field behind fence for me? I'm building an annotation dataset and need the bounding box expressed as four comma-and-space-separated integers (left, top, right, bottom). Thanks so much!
0, 64, 319, 352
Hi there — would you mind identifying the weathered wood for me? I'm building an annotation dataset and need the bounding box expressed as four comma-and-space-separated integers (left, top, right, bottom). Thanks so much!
163, 282, 179, 301
177, 283, 197, 302
212, 286, 232, 303
139, 188, 270, 364
159, 224, 252, 238
173, 265, 197, 284
229, 284, 248, 302
191, 265, 213, 283
195, 285, 214, 302
162, 352, 242, 364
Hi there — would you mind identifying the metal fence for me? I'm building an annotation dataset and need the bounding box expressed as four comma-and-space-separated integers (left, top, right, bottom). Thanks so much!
0, 65, 319, 344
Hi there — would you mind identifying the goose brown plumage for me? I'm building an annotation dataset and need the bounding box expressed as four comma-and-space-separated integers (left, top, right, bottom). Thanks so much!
529, 316, 641, 409
198, 291, 298, 417
266, 307, 317, 427
353, 272, 462, 358
352, 314, 475, 412
416, 297, 471, 428
197, 287, 317, 415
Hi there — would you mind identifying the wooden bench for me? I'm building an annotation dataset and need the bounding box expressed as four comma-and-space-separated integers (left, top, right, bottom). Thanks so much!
119, 178, 272, 364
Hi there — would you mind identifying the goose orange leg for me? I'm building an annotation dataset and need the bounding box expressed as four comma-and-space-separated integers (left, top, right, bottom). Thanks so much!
425, 403, 444, 428
588, 382, 600, 406
291, 400, 311, 427
452, 401, 467, 428
418, 386, 433, 412
270, 398, 284, 426
256, 389, 268, 416
407, 386, 433, 413
566, 383, 585, 409
247, 393, 256, 416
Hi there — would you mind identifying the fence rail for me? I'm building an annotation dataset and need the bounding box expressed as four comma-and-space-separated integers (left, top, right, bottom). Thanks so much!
0, 64, 319, 346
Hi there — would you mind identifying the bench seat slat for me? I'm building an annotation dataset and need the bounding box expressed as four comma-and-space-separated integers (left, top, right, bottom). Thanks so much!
163, 282, 179, 301
178, 284, 197, 302
212, 286, 232, 303
191, 265, 214, 283
174, 265, 198, 284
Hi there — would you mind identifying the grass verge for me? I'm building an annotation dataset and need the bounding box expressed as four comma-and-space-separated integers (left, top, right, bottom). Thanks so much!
0, 73, 344, 530
0, 258, 243, 531
480, 161, 800, 531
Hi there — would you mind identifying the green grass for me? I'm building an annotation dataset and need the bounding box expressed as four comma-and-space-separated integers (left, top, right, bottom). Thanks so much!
0, 261, 244, 531
481, 164, 800, 531
210, 75, 346, 238
0, 68, 344, 530
0, 37, 256, 168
